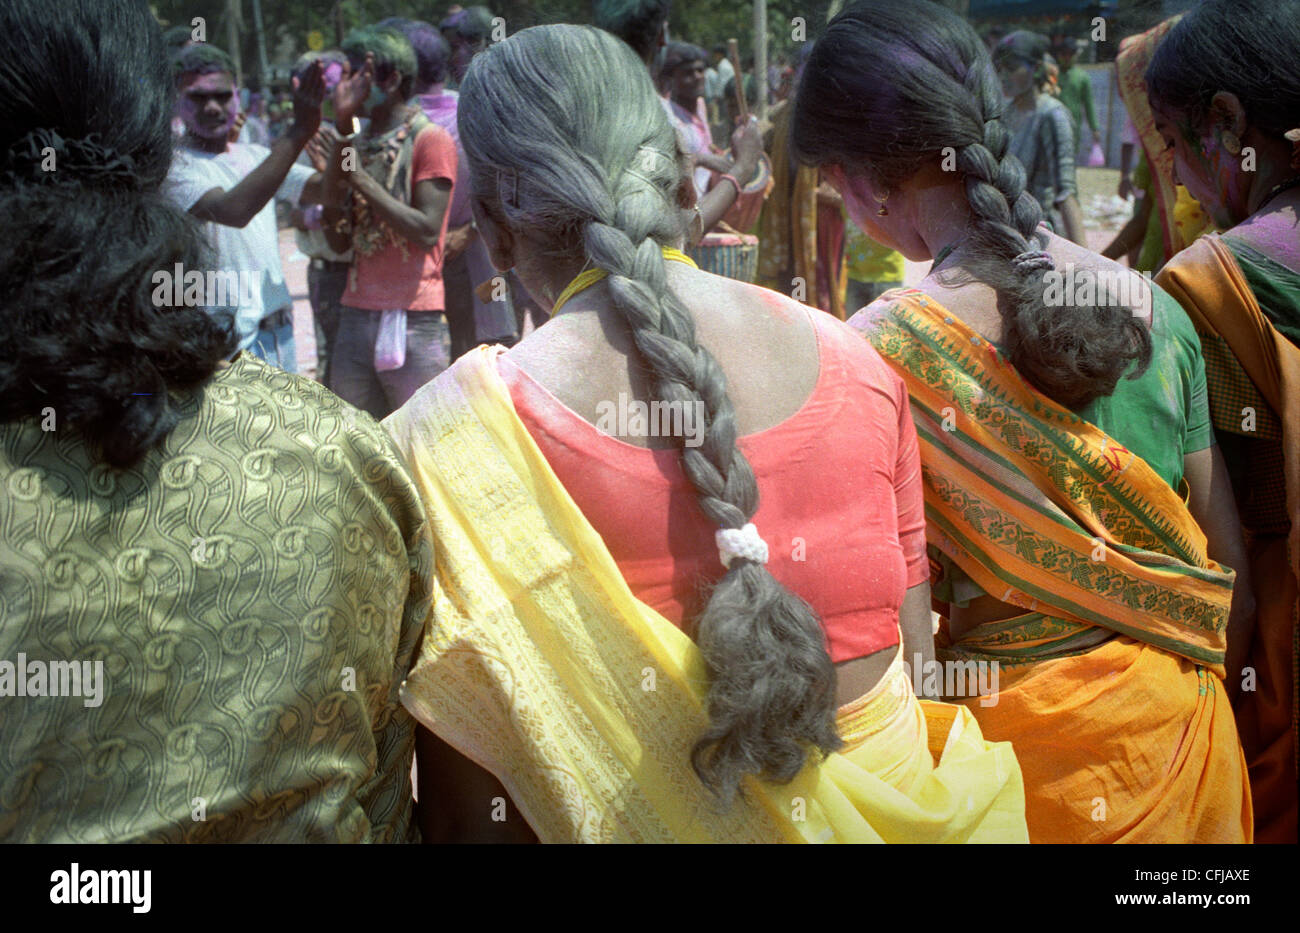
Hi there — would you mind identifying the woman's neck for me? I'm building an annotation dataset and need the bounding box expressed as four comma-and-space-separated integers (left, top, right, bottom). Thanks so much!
1245, 156, 1300, 216
520, 236, 689, 316
910, 176, 978, 264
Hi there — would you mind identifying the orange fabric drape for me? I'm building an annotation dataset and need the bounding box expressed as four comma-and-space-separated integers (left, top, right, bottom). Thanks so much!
1158, 235, 1300, 844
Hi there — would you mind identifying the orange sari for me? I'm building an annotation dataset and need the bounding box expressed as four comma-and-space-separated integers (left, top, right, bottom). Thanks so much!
1158, 234, 1300, 844
853, 291, 1252, 842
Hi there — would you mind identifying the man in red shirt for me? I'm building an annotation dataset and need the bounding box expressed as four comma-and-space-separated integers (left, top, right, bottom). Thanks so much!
321, 25, 458, 418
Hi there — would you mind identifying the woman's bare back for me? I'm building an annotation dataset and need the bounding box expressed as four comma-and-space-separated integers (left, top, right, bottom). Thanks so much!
507, 263, 822, 446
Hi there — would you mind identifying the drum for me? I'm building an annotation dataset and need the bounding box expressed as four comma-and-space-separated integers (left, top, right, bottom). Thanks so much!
708, 152, 773, 234
688, 231, 760, 283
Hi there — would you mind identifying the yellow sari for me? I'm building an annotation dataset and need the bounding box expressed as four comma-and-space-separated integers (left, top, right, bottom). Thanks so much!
383, 346, 1027, 843
756, 101, 847, 318
853, 292, 1252, 843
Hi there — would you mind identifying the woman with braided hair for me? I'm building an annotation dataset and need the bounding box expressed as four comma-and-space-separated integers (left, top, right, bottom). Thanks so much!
793, 0, 1252, 842
385, 23, 1027, 843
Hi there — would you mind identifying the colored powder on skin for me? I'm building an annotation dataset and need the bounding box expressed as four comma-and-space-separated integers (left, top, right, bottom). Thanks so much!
322, 61, 344, 92
1180, 122, 1300, 269
758, 285, 801, 323
1205, 138, 1247, 217
1172, 116, 1241, 229
179, 90, 237, 140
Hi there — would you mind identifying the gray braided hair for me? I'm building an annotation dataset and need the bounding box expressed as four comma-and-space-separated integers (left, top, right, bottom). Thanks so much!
792, 0, 1151, 410
458, 24, 840, 806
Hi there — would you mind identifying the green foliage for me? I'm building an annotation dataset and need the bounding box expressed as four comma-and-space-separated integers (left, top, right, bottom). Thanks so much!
149, 0, 850, 87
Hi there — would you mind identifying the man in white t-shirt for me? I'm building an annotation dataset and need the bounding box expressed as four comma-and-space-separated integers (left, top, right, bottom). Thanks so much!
163, 43, 326, 372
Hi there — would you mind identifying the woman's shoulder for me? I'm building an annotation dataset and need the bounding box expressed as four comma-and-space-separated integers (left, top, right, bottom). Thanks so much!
806, 298, 895, 367
845, 286, 964, 334
1150, 279, 1200, 333
1146, 283, 1208, 373
1158, 231, 1224, 273
1035, 95, 1073, 138
205, 354, 415, 480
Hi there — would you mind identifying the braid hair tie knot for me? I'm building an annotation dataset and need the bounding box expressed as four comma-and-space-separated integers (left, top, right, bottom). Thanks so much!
1012, 249, 1055, 275
4, 128, 139, 188
716, 523, 769, 568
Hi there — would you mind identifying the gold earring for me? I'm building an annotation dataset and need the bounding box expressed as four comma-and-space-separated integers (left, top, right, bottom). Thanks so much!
1222, 130, 1242, 155
876, 193, 890, 217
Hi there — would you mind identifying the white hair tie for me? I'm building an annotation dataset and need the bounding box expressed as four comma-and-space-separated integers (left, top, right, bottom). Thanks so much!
716, 523, 769, 569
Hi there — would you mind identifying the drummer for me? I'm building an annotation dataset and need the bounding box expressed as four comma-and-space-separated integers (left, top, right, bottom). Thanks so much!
658, 41, 763, 238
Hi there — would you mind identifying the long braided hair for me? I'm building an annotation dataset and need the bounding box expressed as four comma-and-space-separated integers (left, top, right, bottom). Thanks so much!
458, 24, 840, 805
792, 0, 1150, 410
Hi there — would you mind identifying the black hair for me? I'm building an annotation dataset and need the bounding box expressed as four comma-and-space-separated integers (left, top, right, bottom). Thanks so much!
593, 0, 672, 63
341, 24, 418, 101
379, 17, 452, 90
172, 42, 237, 82
792, 0, 1150, 410
994, 30, 1052, 89
162, 24, 194, 52
446, 6, 496, 43
660, 41, 708, 78
291, 49, 346, 84
1146, 0, 1300, 143
0, 0, 236, 467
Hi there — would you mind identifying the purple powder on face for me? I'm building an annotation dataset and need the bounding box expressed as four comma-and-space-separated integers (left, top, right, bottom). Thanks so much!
179, 91, 237, 140
323, 61, 344, 92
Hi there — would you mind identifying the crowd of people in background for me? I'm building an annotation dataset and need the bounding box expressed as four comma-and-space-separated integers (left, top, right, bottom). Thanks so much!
1, 0, 1296, 845
157, 3, 1165, 392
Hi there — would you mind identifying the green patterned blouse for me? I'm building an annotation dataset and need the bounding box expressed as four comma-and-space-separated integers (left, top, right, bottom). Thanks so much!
0, 354, 432, 842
